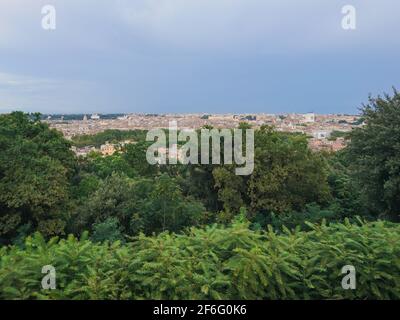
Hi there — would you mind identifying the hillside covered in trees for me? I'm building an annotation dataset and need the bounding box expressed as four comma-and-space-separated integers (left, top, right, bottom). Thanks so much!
1, 90, 400, 299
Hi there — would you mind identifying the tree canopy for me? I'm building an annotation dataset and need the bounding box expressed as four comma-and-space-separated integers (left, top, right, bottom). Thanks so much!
346, 89, 400, 220
0, 112, 76, 242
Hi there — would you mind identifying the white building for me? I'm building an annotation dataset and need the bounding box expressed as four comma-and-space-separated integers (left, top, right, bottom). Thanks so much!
303, 113, 315, 123
313, 130, 332, 140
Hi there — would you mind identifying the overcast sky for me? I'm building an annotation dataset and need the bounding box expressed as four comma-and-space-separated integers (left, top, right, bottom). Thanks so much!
0, 0, 399, 114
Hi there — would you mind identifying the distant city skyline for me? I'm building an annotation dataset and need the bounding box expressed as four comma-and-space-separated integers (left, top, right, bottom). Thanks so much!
1, 1, 400, 114
40, 111, 360, 116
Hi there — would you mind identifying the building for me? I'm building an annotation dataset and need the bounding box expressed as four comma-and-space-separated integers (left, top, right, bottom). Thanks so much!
308, 137, 346, 152
313, 130, 331, 140
71, 146, 97, 157
100, 143, 116, 156
303, 113, 315, 123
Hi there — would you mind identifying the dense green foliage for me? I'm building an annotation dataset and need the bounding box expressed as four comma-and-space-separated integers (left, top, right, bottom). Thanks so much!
328, 130, 350, 141
1, 100, 398, 244
71, 129, 146, 148
75, 173, 206, 236
0, 112, 76, 243
1, 89, 400, 300
346, 89, 400, 220
213, 127, 331, 220
1, 218, 399, 300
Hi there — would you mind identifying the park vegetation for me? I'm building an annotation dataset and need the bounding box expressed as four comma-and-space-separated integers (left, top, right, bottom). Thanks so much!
1, 89, 400, 299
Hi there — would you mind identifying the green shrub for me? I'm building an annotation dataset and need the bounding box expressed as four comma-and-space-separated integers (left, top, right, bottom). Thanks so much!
0, 218, 399, 300
91, 218, 124, 243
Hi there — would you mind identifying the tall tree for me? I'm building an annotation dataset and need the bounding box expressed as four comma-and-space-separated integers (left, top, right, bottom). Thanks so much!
213, 126, 331, 219
346, 89, 400, 220
132, 174, 207, 235
0, 112, 76, 242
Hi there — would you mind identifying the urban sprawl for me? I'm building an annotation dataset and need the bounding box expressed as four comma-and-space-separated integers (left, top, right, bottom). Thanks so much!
46, 113, 363, 157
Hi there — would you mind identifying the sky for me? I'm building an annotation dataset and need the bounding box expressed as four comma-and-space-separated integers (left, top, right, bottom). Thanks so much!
0, 0, 399, 114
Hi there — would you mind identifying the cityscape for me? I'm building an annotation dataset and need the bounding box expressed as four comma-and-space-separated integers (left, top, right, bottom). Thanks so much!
1, 0, 399, 308
47, 112, 359, 156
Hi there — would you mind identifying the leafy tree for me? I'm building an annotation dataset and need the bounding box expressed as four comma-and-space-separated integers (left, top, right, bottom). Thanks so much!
253, 203, 342, 231
179, 164, 220, 214
213, 166, 246, 222
76, 173, 207, 237
71, 173, 101, 199
78, 173, 135, 234
346, 89, 400, 220
83, 152, 136, 179
212, 126, 331, 220
124, 141, 159, 177
71, 129, 146, 148
248, 127, 331, 214
91, 217, 124, 243
325, 151, 365, 219
0, 112, 76, 242
132, 174, 207, 235
1, 219, 399, 300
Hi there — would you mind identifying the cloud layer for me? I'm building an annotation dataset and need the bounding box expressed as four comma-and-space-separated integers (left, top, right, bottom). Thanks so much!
0, 1, 400, 113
